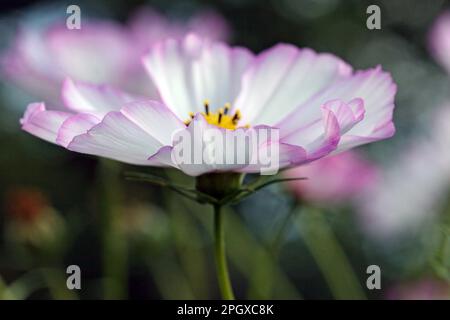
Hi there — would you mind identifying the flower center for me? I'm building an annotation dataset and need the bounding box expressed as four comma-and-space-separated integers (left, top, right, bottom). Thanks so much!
184, 100, 248, 130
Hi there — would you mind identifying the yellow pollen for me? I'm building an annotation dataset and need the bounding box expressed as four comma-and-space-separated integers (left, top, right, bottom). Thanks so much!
184, 101, 247, 130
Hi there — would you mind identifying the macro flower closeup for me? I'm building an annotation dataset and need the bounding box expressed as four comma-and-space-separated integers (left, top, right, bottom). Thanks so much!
3, 0, 448, 303
20, 34, 397, 176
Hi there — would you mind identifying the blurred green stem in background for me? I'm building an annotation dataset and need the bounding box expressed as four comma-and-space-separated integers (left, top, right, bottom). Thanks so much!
0, 268, 77, 300
213, 204, 235, 300
98, 159, 127, 299
41, 268, 78, 300
270, 201, 299, 257
173, 195, 301, 299
0, 275, 18, 299
296, 206, 366, 300
432, 195, 450, 281
434, 226, 450, 280
164, 186, 209, 299
246, 201, 299, 299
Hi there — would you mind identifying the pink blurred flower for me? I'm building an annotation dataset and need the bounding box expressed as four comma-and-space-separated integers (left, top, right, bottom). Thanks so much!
1, 8, 230, 105
129, 8, 230, 53
358, 106, 450, 237
387, 278, 450, 300
284, 151, 379, 205
19, 34, 396, 176
429, 11, 450, 74
364, 14, 450, 238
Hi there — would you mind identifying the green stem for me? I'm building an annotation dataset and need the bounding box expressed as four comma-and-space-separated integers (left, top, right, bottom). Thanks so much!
0, 276, 17, 299
298, 207, 366, 300
433, 198, 450, 279
245, 203, 299, 299
98, 159, 127, 299
179, 198, 302, 299
213, 204, 235, 300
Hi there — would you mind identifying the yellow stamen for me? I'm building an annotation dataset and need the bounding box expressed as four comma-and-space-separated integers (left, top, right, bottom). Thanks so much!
232, 110, 241, 124
218, 108, 224, 124
204, 100, 210, 115
185, 101, 248, 130
224, 103, 231, 114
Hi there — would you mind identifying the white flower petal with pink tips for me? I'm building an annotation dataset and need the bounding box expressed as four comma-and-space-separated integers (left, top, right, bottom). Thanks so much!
62, 78, 142, 116
234, 44, 352, 126
56, 113, 101, 147
143, 34, 254, 119
278, 66, 396, 152
67, 110, 164, 166
21, 103, 71, 143
20, 34, 397, 176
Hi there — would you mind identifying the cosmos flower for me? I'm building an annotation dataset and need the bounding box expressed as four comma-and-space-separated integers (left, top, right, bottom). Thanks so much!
20, 34, 396, 176
284, 151, 379, 205
429, 10, 450, 74
1, 7, 230, 105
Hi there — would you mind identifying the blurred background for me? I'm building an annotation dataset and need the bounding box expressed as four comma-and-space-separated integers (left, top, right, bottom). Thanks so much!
0, 0, 450, 299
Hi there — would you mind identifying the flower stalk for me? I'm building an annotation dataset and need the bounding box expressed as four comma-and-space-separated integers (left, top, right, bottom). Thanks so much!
126, 170, 306, 299
213, 204, 235, 300
98, 159, 127, 299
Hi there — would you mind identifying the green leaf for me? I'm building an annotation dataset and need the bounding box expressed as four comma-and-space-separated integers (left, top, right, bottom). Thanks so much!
125, 171, 306, 206
228, 176, 307, 204
125, 171, 217, 204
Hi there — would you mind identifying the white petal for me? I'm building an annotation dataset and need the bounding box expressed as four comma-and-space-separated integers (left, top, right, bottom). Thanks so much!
62, 78, 142, 116
21, 103, 72, 143
282, 105, 341, 161
237, 142, 307, 174
143, 34, 254, 119
162, 116, 308, 175
235, 44, 352, 125
164, 115, 266, 176
279, 66, 396, 151
67, 111, 163, 165
56, 113, 101, 147
120, 100, 185, 146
